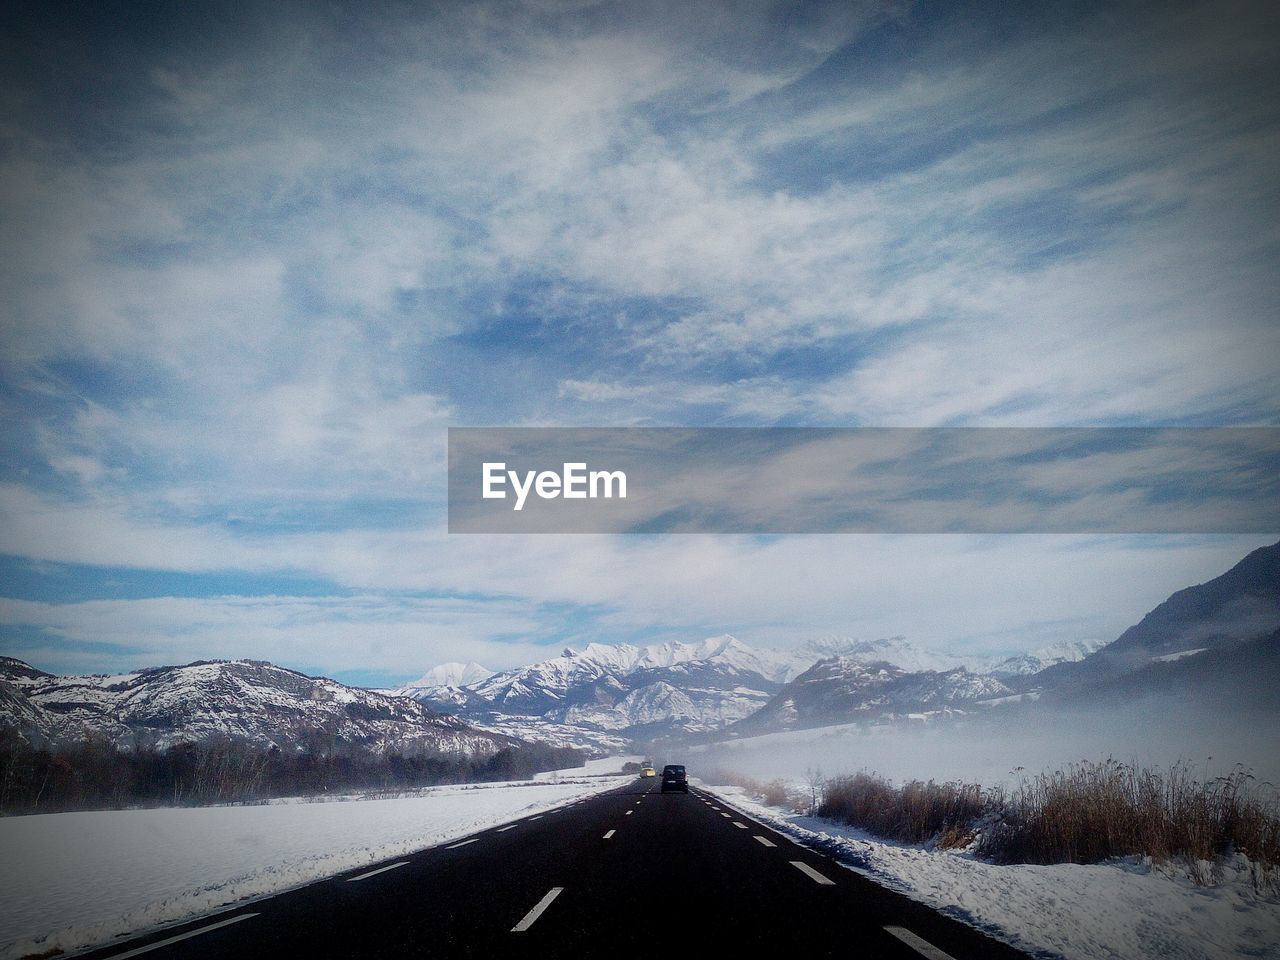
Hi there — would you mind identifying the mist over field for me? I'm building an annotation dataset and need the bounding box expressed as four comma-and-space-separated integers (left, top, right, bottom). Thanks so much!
691, 701, 1280, 790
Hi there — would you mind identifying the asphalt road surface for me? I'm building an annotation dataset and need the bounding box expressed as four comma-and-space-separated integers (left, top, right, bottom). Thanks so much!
73, 779, 1031, 959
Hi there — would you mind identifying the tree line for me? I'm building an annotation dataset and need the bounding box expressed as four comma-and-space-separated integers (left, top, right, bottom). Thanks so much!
0, 731, 586, 814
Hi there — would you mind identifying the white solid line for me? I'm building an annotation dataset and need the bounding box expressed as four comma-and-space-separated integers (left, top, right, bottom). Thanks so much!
754, 835, 777, 847
346, 861, 409, 882
446, 838, 479, 849
603, 829, 616, 838
883, 926, 959, 960
496, 824, 519, 832
101, 914, 259, 959
511, 887, 564, 932
732, 821, 749, 829
790, 861, 836, 885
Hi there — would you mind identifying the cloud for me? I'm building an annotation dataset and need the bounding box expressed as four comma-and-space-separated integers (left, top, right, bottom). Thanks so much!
1, 1, 1277, 676
0, 593, 557, 676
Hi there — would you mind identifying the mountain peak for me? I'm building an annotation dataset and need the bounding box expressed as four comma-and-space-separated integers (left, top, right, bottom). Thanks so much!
403, 662, 494, 690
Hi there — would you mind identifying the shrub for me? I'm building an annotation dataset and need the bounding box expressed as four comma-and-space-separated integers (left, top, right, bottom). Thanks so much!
705, 769, 802, 810
818, 772, 991, 846
977, 759, 1280, 887
815, 760, 1280, 886
0, 732, 587, 814
761, 779, 792, 807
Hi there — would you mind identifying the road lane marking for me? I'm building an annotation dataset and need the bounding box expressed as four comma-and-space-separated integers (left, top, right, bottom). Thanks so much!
101, 914, 259, 959
719, 812, 731, 818
446, 838, 479, 849
883, 927, 959, 960
603, 829, 616, 838
496, 824, 519, 832
625, 809, 633, 815
710, 806, 720, 810
790, 861, 836, 885
754, 835, 777, 847
732, 821, 749, 829
346, 861, 409, 882
527, 815, 543, 821
511, 887, 564, 932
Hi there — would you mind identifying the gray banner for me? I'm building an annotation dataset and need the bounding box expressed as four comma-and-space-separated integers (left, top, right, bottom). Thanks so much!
447, 428, 1280, 534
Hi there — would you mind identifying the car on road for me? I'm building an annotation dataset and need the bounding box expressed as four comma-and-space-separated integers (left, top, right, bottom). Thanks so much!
641, 766, 656, 777
660, 764, 688, 793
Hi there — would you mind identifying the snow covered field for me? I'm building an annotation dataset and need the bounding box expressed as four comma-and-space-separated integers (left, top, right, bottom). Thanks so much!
701, 782, 1280, 960
0, 760, 629, 960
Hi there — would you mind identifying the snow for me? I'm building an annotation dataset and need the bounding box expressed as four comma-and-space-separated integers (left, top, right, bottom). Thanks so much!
1154, 648, 1208, 663
7, 658, 500, 756
700, 783, 1280, 960
392, 661, 494, 691
0, 769, 628, 960
468, 634, 804, 708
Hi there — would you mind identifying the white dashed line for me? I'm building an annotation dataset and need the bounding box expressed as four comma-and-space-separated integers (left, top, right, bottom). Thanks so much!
496, 824, 518, 832
446, 838, 479, 849
883, 926, 959, 960
100, 914, 259, 959
625, 809, 633, 815
511, 887, 564, 932
790, 861, 836, 885
754, 835, 777, 847
719, 812, 731, 818
527, 815, 543, 821
346, 861, 409, 882
732, 821, 749, 829
603, 829, 616, 839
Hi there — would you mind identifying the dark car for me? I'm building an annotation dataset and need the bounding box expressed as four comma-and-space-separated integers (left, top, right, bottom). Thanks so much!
660, 764, 688, 793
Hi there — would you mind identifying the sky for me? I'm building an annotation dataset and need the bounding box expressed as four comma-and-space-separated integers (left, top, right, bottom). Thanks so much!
1, 0, 1277, 687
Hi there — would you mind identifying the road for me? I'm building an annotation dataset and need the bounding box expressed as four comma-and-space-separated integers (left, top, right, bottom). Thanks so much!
73, 779, 1030, 959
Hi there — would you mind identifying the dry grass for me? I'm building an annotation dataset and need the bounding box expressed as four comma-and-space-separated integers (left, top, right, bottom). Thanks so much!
710, 760, 1280, 888
813, 760, 1279, 888
818, 772, 992, 848
978, 760, 1280, 886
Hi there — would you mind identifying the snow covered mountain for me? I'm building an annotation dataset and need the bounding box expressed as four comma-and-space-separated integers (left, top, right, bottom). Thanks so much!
462, 636, 799, 713
726, 543, 1280, 737
393, 661, 494, 691
0, 657, 512, 757
732, 657, 1014, 734
380, 661, 496, 709
391, 631, 1121, 743
798, 635, 978, 673
396, 636, 801, 741
988, 639, 1108, 678
1027, 540, 1280, 699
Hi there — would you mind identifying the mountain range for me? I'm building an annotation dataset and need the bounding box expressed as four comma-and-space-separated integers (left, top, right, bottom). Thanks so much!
383, 632, 1107, 747
3, 541, 1276, 755
0, 658, 512, 758
390, 541, 1280, 743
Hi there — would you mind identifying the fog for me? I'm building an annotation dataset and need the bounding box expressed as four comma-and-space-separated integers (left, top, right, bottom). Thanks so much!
688, 701, 1280, 790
